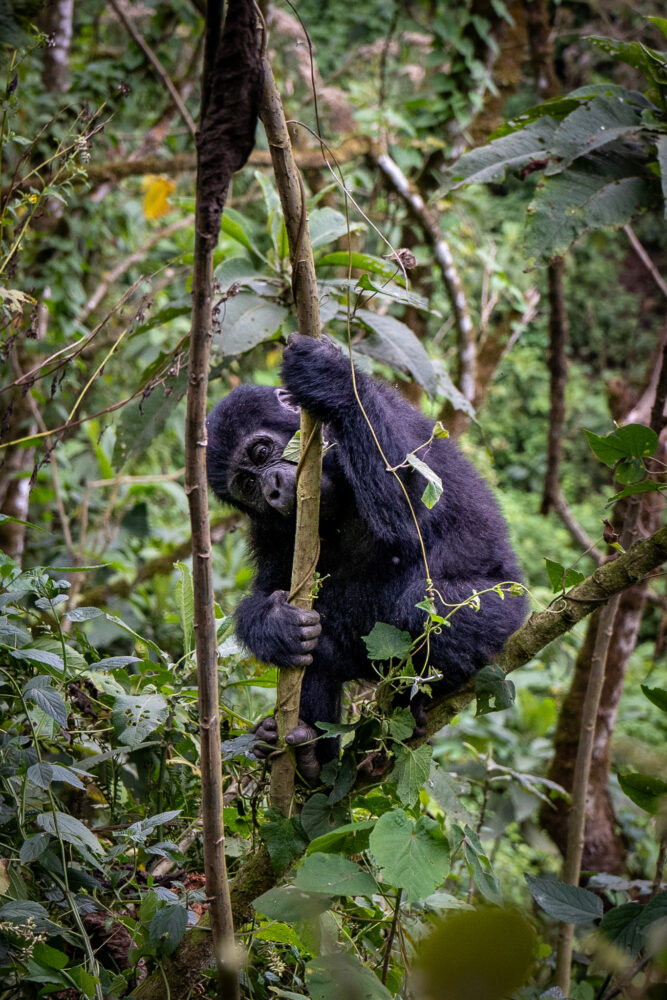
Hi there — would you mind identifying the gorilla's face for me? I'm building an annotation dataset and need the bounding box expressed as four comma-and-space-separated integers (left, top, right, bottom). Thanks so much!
227, 429, 298, 517
207, 385, 342, 523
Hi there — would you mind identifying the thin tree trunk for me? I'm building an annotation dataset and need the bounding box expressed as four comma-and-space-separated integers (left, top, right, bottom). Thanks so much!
258, 62, 323, 816
540, 256, 569, 514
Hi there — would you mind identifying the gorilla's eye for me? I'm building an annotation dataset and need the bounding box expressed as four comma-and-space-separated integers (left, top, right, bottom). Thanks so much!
240, 473, 256, 494
250, 441, 270, 464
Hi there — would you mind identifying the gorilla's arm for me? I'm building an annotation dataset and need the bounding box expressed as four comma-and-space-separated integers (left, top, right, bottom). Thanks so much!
235, 562, 321, 669
282, 335, 430, 543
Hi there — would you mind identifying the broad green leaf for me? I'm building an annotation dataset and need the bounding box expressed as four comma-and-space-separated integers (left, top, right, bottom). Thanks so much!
308, 207, 359, 249
64, 607, 104, 622
113, 366, 188, 469
583, 424, 658, 466
356, 272, 432, 311
389, 707, 416, 742
11, 647, 64, 671
546, 96, 643, 173
23, 683, 68, 728
261, 811, 309, 871
31, 943, 68, 970
475, 664, 516, 715
362, 622, 412, 661
149, 904, 188, 955
614, 457, 645, 484
174, 561, 194, 654
0, 900, 50, 928
641, 684, 667, 714
306, 953, 392, 1000
415, 908, 536, 1000
526, 875, 602, 923
406, 452, 443, 508
618, 772, 667, 813
392, 744, 433, 807
19, 832, 52, 863
600, 892, 667, 956
214, 255, 271, 290
544, 558, 586, 592
306, 819, 376, 856
607, 480, 664, 503
112, 693, 169, 747
253, 922, 304, 948
369, 809, 449, 902
28, 763, 85, 790
295, 853, 378, 897
316, 251, 397, 279
219, 208, 260, 255
253, 885, 333, 921
526, 159, 659, 265
90, 655, 142, 671
355, 309, 438, 396
217, 292, 288, 356
36, 810, 104, 857
441, 118, 558, 190
425, 765, 474, 825
300, 793, 349, 842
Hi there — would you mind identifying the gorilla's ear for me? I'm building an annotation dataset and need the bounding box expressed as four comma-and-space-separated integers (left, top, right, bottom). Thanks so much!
275, 387, 300, 414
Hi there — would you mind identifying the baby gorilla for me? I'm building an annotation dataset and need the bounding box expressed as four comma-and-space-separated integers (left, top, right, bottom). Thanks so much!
207, 335, 526, 775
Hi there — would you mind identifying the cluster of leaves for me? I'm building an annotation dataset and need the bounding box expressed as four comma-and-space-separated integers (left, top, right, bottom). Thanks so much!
440, 17, 667, 265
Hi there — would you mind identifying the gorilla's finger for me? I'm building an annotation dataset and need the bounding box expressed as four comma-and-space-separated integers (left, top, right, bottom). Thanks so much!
299, 624, 322, 641
286, 653, 313, 668
285, 722, 318, 746
294, 609, 320, 627
298, 638, 319, 653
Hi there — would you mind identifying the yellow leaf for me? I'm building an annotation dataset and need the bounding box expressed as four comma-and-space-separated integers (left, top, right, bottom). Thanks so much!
143, 176, 175, 220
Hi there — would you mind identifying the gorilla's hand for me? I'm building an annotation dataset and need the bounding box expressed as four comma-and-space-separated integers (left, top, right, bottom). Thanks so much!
253, 715, 321, 781
281, 334, 352, 421
265, 590, 321, 668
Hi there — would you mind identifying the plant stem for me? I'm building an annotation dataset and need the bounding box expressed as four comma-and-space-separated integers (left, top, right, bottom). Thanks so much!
258, 60, 323, 815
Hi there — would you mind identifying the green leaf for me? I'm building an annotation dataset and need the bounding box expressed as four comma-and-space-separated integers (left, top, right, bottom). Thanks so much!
112, 693, 169, 747
355, 309, 438, 396
219, 209, 259, 255
216, 292, 288, 356
300, 793, 349, 841
253, 885, 333, 921
253, 922, 304, 948
406, 452, 443, 508
214, 255, 271, 290
23, 683, 68, 728
392, 744, 433, 807
36, 811, 104, 857
544, 558, 586, 592
583, 424, 658, 466
475, 664, 516, 715
546, 95, 643, 173
90, 655, 142, 671
525, 875, 602, 923
174, 561, 194, 654
369, 809, 449, 903
440, 118, 558, 190
457, 825, 502, 904
295, 853, 378, 897
362, 622, 412, 661
389, 706, 416, 742
425, 764, 474, 825
657, 135, 667, 218
600, 892, 667, 956
261, 811, 309, 871
309, 207, 359, 249
305, 819, 376, 856
11, 647, 64, 671
19, 832, 52, 863
64, 607, 104, 622
305, 954, 392, 1000
316, 251, 397, 279
28, 762, 85, 790
355, 272, 432, 311
149, 904, 188, 956
618, 772, 667, 813
641, 684, 667, 714
0, 900, 50, 928
112, 366, 188, 469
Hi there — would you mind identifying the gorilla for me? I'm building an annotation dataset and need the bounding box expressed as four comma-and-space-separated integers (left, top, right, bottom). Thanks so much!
207, 334, 526, 771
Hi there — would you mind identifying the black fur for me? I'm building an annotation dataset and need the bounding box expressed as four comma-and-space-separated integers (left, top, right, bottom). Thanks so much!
207, 335, 526, 748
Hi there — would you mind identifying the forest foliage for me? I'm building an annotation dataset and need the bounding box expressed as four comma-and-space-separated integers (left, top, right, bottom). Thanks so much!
0, 1, 666, 999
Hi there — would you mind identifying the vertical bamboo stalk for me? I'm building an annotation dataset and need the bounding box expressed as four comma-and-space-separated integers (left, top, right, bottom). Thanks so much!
259, 63, 323, 815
